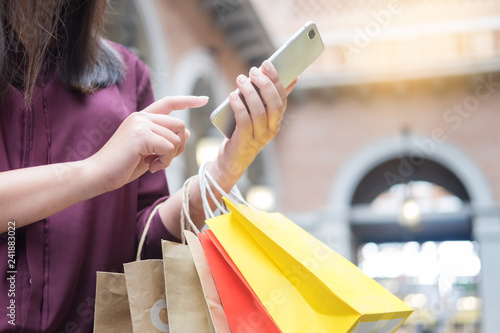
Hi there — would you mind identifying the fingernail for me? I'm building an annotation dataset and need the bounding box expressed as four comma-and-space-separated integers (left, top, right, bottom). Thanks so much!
250, 67, 261, 77
237, 74, 248, 84
263, 60, 273, 72
230, 91, 239, 101
198, 95, 209, 101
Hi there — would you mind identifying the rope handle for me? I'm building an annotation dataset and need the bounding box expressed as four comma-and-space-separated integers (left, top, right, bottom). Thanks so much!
198, 161, 254, 221
136, 174, 202, 261
136, 199, 166, 261
180, 175, 201, 244
136, 161, 253, 261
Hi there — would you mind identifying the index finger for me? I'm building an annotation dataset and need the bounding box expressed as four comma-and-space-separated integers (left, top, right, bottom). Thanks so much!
142, 95, 209, 115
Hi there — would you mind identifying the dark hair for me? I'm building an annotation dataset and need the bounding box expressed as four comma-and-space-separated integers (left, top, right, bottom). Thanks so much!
0, 0, 124, 108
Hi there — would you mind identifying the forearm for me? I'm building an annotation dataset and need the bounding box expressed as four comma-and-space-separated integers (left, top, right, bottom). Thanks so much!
158, 158, 245, 239
0, 160, 105, 233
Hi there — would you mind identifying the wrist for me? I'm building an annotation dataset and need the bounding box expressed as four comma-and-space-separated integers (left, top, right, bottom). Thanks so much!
208, 157, 244, 192
76, 157, 113, 197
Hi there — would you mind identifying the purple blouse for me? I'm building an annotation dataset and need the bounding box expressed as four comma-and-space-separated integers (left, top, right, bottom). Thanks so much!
0, 42, 177, 332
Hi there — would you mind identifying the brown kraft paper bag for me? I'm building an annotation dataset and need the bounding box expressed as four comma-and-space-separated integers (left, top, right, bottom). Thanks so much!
93, 272, 133, 333
124, 259, 169, 332
162, 239, 216, 333
94, 201, 167, 333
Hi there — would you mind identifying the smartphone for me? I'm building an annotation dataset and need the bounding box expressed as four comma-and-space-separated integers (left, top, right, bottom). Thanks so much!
210, 21, 325, 138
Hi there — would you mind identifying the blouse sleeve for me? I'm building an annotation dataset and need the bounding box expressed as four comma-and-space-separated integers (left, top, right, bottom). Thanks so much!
133, 57, 181, 260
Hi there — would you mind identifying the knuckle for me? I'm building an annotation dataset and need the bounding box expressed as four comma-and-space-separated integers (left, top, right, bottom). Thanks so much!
260, 78, 274, 91
164, 140, 176, 154
158, 157, 171, 168
170, 135, 182, 147
232, 100, 247, 114
169, 116, 183, 125
274, 99, 285, 111
176, 143, 186, 156
270, 113, 283, 126
129, 112, 144, 122
131, 125, 149, 138
266, 69, 280, 82
254, 106, 267, 118
280, 91, 288, 101
241, 85, 257, 99
268, 115, 282, 135
171, 118, 186, 132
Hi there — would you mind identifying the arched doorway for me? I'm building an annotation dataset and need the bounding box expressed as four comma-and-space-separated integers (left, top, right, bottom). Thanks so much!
350, 158, 471, 244
324, 134, 500, 333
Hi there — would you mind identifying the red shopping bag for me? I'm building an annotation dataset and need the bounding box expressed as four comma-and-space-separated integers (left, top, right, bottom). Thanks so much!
199, 230, 281, 333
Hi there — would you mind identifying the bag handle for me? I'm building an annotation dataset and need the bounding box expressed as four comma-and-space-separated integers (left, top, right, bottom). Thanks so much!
198, 161, 253, 221
136, 161, 253, 260
136, 174, 201, 260
136, 199, 166, 261
180, 175, 201, 244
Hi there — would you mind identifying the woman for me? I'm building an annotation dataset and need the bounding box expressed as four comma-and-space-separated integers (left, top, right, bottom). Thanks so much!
0, 0, 296, 331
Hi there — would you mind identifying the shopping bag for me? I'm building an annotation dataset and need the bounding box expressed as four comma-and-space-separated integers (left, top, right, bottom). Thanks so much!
162, 239, 215, 333
93, 272, 133, 333
124, 259, 168, 332
122, 201, 169, 333
184, 230, 231, 332
194, 161, 281, 332
94, 202, 168, 333
206, 198, 414, 333
159, 175, 229, 332
199, 230, 282, 332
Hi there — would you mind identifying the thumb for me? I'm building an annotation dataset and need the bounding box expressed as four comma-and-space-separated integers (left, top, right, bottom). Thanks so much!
142, 95, 209, 115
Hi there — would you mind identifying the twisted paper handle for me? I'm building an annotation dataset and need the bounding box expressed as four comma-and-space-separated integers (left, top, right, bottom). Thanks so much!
197, 161, 253, 221
180, 175, 201, 244
136, 199, 166, 261
137, 162, 253, 259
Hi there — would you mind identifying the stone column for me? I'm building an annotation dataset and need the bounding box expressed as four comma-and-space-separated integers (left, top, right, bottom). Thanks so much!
473, 214, 500, 333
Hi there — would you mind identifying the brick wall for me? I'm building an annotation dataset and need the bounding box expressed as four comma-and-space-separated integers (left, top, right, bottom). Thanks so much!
275, 76, 500, 212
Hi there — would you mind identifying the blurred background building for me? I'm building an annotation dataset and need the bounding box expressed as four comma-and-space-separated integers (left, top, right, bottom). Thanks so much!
104, 0, 500, 332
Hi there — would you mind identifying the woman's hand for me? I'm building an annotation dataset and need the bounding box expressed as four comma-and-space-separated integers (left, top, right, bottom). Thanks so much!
88, 95, 208, 192
159, 62, 297, 237
212, 60, 298, 183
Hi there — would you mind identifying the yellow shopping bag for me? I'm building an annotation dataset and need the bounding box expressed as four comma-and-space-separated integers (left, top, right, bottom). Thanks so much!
206, 198, 413, 333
